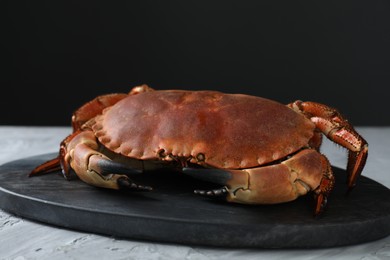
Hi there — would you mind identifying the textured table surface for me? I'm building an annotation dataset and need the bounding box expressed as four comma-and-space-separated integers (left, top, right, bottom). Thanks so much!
0, 126, 389, 260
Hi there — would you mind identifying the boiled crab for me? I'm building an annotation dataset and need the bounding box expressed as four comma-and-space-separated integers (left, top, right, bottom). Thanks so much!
30, 85, 368, 216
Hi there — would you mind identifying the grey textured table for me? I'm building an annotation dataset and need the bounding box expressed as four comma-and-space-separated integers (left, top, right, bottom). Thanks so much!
0, 126, 389, 259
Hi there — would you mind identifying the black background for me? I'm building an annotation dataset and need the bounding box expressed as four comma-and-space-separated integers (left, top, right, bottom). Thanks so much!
3, 1, 390, 126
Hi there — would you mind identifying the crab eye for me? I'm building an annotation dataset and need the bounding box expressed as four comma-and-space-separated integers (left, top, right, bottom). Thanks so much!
196, 153, 205, 162
157, 149, 166, 158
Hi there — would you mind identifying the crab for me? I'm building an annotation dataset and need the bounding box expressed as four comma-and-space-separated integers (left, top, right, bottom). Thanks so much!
30, 84, 368, 216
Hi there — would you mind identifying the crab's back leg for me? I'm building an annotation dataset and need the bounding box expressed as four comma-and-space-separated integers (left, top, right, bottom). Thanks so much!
288, 101, 368, 191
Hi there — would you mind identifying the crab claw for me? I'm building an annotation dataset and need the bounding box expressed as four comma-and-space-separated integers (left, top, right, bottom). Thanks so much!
184, 149, 335, 217
86, 155, 152, 191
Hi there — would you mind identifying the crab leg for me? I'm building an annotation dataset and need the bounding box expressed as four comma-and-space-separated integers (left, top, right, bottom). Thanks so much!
71, 94, 128, 132
29, 157, 62, 176
71, 84, 155, 132
184, 149, 334, 216
29, 131, 78, 179
288, 101, 368, 191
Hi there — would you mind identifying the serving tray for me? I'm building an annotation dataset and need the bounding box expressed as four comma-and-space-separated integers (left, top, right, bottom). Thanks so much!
0, 153, 389, 248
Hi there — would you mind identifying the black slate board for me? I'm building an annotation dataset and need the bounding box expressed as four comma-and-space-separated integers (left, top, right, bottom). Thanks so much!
0, 153, 389, 248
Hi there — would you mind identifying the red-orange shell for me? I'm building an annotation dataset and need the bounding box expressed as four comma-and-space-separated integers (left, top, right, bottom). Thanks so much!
91, 90, 315, 169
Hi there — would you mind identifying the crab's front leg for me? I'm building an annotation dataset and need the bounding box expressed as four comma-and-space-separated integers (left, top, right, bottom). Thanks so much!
288, 101, 368, 190
184, 149, 334, 216
30, 130, 152, 191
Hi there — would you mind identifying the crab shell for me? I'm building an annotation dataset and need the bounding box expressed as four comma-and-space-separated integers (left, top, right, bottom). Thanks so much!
90, 90, 315, 169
